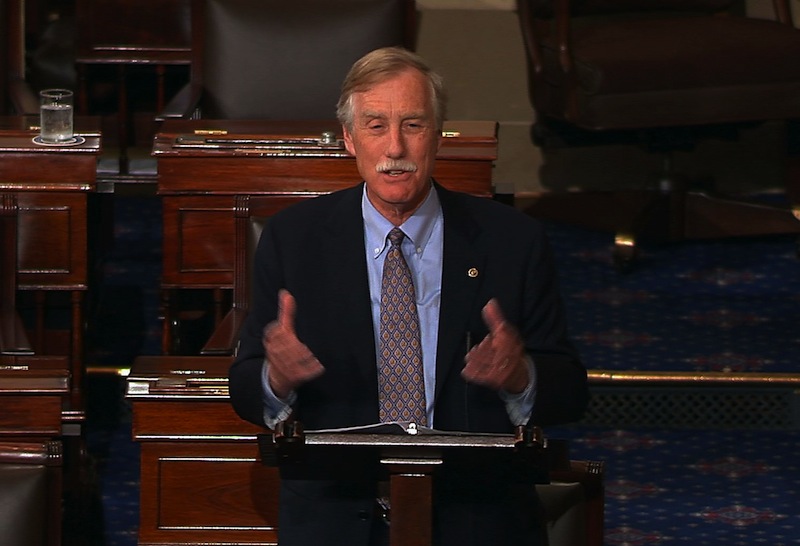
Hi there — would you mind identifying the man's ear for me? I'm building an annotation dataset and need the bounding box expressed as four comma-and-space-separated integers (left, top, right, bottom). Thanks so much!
342, 125, 356, 156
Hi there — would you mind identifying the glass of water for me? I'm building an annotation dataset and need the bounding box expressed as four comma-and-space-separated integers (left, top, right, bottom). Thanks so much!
39, 89, 74, 143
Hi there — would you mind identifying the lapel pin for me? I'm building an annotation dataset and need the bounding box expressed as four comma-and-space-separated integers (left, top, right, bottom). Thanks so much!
467, 268, 479, 278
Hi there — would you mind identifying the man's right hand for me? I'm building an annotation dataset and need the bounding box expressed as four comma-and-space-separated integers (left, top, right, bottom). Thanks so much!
263, 289, 325, 399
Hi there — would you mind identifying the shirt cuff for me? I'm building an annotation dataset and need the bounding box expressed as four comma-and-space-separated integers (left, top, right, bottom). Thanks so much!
260, 359, 296, 429
499, 355, 537, 426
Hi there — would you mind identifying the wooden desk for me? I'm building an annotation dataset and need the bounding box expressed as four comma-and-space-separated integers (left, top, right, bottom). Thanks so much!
154, 119, 498, 352
0, 355, 70, 440
0, 116, 101, 409
127, 355, 280, 546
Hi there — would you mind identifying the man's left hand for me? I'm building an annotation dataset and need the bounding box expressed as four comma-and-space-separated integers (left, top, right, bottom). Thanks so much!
461, 298, 529, 393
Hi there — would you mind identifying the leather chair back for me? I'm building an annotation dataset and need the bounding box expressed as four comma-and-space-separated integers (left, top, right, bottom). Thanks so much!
0, 466, 48, 544
200, 194, 300, 355
192, 0, 416, 119
0, 441, 63, 546
246, 214, 268, 312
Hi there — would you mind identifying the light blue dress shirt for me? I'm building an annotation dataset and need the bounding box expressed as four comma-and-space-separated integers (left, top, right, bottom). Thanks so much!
362, 184, 444, 424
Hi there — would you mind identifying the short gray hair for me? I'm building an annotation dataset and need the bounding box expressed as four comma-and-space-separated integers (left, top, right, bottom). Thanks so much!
336, 47, 447, 131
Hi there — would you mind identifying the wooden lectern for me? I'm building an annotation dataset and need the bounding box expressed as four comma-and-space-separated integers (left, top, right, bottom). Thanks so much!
260, 421, 545, 546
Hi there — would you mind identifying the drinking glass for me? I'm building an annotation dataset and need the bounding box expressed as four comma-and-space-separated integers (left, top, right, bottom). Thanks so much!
39, 89, 74, 143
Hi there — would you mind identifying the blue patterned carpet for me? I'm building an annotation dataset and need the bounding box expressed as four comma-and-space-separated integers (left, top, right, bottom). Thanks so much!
83, 195, 800, 546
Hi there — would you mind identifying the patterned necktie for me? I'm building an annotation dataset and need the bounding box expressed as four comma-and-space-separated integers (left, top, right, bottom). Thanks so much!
378, 227, 427, 425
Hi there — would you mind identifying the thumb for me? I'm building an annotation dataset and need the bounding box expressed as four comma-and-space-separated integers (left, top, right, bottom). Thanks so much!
481, 298, 506, 335
277, 289, 297, 332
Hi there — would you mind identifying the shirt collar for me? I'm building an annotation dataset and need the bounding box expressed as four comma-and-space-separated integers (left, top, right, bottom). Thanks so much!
362, 182, 442, 259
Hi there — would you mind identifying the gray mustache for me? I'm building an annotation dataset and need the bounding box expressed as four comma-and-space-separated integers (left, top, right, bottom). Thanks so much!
376, 160, 418, 173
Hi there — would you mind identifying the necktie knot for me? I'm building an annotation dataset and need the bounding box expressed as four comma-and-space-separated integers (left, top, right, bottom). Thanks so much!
388, 227, 405, 249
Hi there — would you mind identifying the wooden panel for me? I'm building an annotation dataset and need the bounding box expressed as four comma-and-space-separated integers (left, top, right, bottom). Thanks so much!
0, 395, 63, 436
161, 195, 313, 287
433, 159, 495, 195
159, 457, 279, 527
132, 400, 264, 438
0, 152, 99, 188
16, 193, 88, 289
138, 442, 279, 546
158, 156, 362, 195
161, 195, 234, 287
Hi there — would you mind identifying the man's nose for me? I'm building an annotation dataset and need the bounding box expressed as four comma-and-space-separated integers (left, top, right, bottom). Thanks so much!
386, 126, 406, 158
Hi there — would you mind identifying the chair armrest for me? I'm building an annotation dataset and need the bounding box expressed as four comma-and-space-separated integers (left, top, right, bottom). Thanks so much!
200, 308, 249, 356
0, 440, 62, 465
157, 82, 202, 121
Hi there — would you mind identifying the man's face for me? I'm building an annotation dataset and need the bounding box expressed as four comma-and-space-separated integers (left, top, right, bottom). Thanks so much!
343, 67, 443, 223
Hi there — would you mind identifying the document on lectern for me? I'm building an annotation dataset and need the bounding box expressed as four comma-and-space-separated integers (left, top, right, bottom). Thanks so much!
306, 421, 514, 440
303, 424, 519, 450
307, 421, 438, 435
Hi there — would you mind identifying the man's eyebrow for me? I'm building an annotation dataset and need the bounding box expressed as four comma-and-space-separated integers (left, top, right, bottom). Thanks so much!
359, 111, 386, 121
361, 111, 428, 121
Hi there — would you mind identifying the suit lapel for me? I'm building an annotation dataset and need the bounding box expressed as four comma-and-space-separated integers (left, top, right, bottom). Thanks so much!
433, 186, 486, 404
319, 185, 379, 385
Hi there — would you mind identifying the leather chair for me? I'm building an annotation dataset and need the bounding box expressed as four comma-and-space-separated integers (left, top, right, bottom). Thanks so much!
201, 193, 283, 355
160, 0, 417, 121
0, 440, 63, 546
538, 458, 605, 546
516, 0, 800, 269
